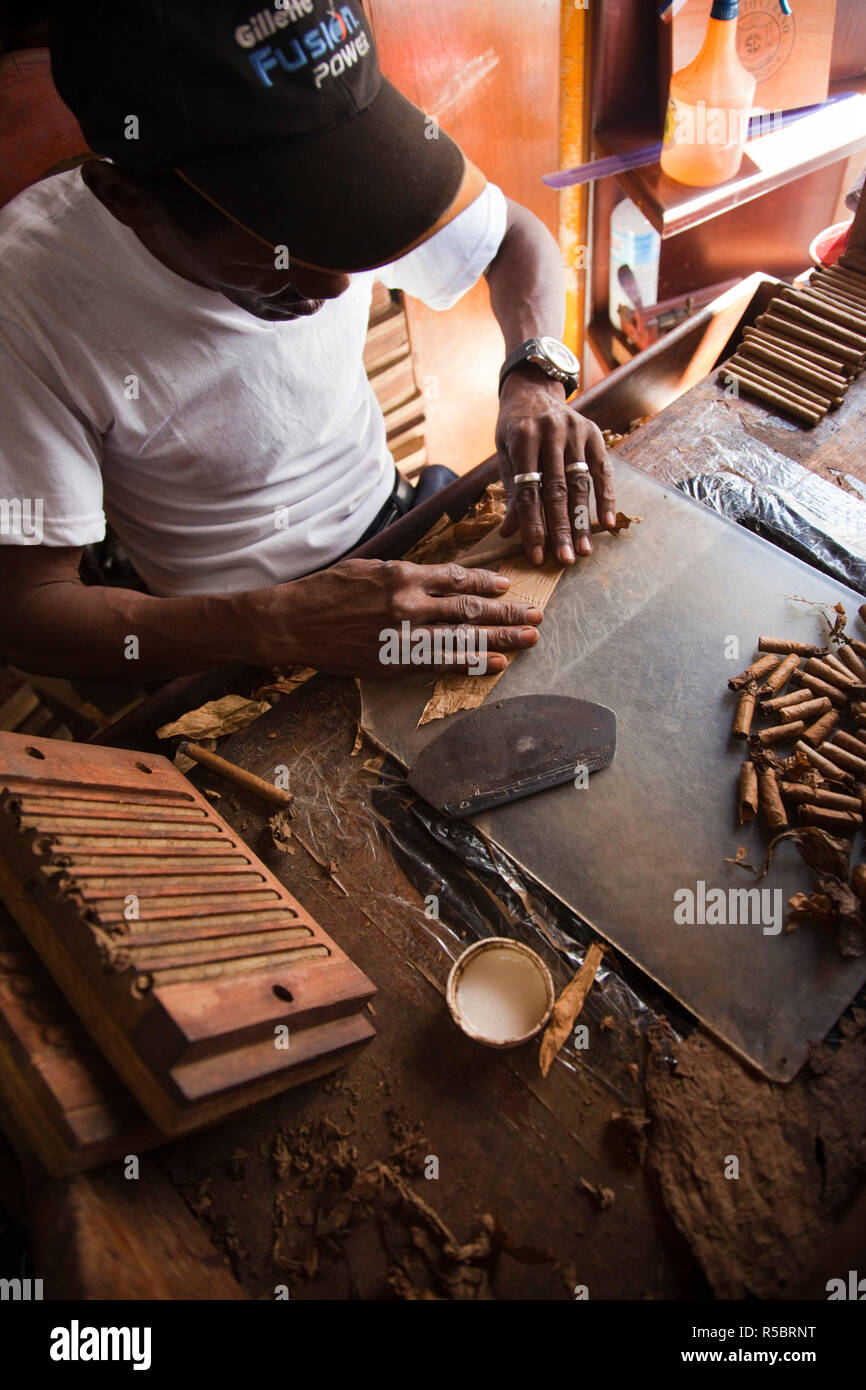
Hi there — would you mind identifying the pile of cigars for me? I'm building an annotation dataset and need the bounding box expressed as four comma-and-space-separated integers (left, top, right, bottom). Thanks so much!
731, 631, 866, 839
720, 248, 866, 426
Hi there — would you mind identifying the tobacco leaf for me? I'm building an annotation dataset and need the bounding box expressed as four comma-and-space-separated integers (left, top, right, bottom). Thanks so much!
732, 826, 865, 956
255, 666, 317, 699
157, 694, 271, 741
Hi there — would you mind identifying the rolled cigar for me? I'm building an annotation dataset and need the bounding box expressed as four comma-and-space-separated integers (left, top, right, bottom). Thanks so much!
757, 313, 863, 364
740, 339, 848, 397
728, 653, 779, 691
772, 299, 866, 350
819, 741, 866, 777
761, 688, 814, 711
834, 730, 866, 758
847, 683, 866, 700
823, 651, 857, 682
859, 602, 866, 626
810, 269, 866, 300
795, 740, 854, 784
810, 278, 866, 317
758, 639, 824, 656
755, 720, 805, 745
780, 783, 862, 812
719, 366, 822, 425
780, 286, 866, 334
838, 251, 866, 274
729, 354, 834, 409
803, 708, 839, 746
804, 656, 855, 690
759, 651, 800, 695
849, 638, 866, 659
793, 670, 847, 707
853, 864, 866, 907
742, 325, 851, 376
837, 643, 866, 681
178, 740, 294, 808
732, 680, 758, 738
739, 760, 759, 824
797, 804, 862, 832
759, 767, 788, 830
780, 695, 830, 724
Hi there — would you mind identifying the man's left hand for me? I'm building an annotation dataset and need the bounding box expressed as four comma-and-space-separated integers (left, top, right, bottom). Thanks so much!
495, 368, 617, 568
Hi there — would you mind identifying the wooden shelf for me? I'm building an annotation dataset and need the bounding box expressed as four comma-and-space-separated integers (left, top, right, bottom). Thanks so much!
596, 87, 866, 240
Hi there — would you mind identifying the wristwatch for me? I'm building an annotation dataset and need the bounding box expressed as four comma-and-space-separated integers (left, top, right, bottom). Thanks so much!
498, 336, 580, 397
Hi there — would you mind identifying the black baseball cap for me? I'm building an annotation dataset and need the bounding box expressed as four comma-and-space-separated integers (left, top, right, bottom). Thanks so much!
50, 1, 486, 272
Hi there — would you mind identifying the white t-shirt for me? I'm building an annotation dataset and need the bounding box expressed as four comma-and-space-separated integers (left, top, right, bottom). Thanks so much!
0, 170, 506, 595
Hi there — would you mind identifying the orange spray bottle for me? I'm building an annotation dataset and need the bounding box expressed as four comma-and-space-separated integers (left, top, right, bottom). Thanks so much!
660, 0, 792, 187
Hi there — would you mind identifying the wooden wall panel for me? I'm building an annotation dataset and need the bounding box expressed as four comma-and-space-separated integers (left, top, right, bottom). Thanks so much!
368, 0, 563, 472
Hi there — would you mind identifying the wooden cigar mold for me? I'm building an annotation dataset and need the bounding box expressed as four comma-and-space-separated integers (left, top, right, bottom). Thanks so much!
0, 733, 375, 1137
720, 261, 866, 425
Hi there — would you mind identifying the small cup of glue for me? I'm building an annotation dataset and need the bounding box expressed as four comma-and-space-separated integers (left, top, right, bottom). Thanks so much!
446, 938, 554, 1049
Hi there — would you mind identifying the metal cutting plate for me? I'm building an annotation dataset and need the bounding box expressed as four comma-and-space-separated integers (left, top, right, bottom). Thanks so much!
360, 453, 866, 1081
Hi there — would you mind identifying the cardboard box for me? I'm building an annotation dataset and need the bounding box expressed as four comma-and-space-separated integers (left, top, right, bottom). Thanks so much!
668, 0, 837, 114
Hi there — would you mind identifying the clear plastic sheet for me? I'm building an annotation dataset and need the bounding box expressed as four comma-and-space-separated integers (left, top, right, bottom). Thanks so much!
677, 471, 866, 590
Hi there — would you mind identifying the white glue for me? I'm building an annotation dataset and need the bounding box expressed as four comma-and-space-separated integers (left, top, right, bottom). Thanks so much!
455, 946, 550, 1044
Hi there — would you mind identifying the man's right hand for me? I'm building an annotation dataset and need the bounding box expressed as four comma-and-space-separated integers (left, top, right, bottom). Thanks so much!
269, 558, 543, 678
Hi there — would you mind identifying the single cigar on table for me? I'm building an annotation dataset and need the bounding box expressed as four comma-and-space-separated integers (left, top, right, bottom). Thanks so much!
837, 643, 866, 681
179, 740, 294, 808
728, 654, 779, 691
759, 767, 788, 829
797, 804, 862, 832
739, 761, 759, 824
719, 366, 822, 425
780, 695, 830, 724
757, 313, 864, 364
803, 708, 839, 746
754, 720, 805, 746
729, 354, 836, 410
795, 740, 854, 784
794, 670, 847, 707
759, 652, 800, 695
742, 324, 852, 377
819, 741, 866, 778
804, 656, 855, 691
761, 688, 813, 711
758, 637, 826, 657
780, 783, 863, 812
732, 680, 758, 738
823, 651, 857, 682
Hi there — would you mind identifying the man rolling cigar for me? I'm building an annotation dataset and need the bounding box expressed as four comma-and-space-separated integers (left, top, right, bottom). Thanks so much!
0, 0, 616, 684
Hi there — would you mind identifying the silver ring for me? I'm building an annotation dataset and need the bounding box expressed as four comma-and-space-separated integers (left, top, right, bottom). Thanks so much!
565, 461, 589, 475
513, 471, 542, 486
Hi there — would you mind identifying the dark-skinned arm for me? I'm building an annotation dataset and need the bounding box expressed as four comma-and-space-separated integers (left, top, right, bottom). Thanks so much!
485, 196, 617, 566
0, 544, 544, 684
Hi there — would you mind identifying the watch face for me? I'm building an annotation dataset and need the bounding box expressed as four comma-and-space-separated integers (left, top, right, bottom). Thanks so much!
539, 336, 579, 374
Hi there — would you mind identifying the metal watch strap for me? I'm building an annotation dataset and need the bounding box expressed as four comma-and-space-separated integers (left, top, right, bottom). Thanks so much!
498, 337, 579, 397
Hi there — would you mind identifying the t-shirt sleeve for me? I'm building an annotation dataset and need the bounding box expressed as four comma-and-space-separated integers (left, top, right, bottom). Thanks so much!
376, 183, 508, 312
0, 317, 105, 547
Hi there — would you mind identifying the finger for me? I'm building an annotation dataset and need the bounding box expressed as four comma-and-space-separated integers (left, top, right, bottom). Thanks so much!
424, 593, 544, 628
565, 461, 593, 556
499, 497, 519, 539
422, 562, 511, 597
413, 622, 540, 669
584, 425, 617, 531
540, 432, 574, 565
512, 473, 546, 566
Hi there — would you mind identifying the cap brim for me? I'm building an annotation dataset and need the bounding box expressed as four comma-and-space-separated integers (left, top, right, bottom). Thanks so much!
176, 79, 484, 273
